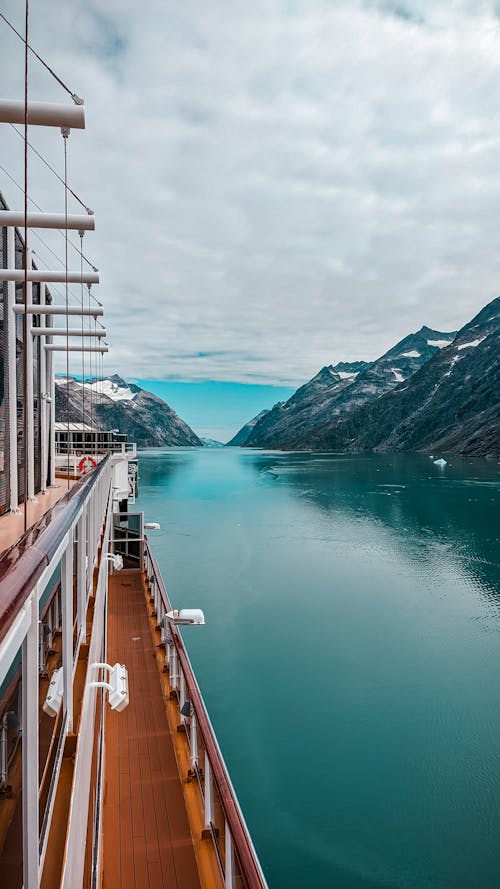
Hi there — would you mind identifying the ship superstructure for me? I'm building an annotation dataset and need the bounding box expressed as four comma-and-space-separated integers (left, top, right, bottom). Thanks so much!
0, 15, 268, 889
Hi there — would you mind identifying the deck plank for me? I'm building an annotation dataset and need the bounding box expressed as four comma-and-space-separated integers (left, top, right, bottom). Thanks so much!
102, 572, 202, 889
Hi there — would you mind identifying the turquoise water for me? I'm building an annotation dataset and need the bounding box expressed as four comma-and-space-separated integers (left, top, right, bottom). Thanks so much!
135, 449, 500, 889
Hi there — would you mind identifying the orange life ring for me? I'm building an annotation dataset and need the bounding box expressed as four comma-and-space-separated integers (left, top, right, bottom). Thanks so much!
78, 455, 97, 474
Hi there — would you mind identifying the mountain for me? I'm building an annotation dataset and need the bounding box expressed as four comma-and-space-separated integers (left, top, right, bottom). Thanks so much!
301, 297, 500, 456
245, 329, 456, 449
226, 409, 271, 446
201, 437, 224, 448
55, 374, 202, 447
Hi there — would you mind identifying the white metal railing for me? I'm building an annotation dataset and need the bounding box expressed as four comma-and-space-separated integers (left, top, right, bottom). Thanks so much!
0, 457, 113, 889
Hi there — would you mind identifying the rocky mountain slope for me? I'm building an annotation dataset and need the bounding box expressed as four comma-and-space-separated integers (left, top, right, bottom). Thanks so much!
301, 297, 500, 456
55, 374, 202, 447
226, 409, 271, 446
245, 330, 455, 449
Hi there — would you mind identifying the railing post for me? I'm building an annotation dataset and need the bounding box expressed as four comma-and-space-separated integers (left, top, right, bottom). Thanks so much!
204, 752, 214, 829
6, 226, 19, 513
0, 713, 8, 787
179, 669, 186, 722
61, 537, 74, 733
22, 593, 39, 888
26, 250, 36, 502
225, 822, 236, 889
77, 509, 86, 642
171, 647, 178, 692
190, 712, 198, 770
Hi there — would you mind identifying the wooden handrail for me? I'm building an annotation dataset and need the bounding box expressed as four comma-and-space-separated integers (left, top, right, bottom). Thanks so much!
0, 457, 110, 646
146, 544, 268, 889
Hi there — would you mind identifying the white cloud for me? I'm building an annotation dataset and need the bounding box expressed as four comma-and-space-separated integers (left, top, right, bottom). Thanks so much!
2, 0, 500, 385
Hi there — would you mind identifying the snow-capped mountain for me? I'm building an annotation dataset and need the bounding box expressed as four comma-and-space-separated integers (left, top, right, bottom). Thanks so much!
55, 374, 202, 447
303, 297, 500, 456
245, 329, 456, 449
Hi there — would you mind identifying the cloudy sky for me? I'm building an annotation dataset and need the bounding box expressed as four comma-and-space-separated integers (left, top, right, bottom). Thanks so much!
2, 1, 500, 425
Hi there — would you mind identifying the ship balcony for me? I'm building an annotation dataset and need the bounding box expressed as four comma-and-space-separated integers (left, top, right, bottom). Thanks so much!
0, 456, 268, 889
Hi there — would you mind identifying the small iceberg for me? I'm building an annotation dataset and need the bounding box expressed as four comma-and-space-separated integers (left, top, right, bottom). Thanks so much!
433, 458, 447, 467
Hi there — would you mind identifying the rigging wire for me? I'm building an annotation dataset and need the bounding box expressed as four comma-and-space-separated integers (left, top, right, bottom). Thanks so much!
23, 0, 29, 531
0, 159, 100, 278
9, 123, 91, 213
0, 11, 81, 102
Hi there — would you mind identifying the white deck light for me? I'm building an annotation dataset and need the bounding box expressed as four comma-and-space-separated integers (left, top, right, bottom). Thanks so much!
106, 554, 123, 572
43, 667, 64, 717
0, 211, 95, 230
0, 98, 85, 128
166, 609, 206, 626
144, 522, 161, 530
89, 663, 129, 712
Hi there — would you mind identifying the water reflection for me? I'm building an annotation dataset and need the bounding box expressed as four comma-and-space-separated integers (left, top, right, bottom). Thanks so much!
245, 451, 500, 602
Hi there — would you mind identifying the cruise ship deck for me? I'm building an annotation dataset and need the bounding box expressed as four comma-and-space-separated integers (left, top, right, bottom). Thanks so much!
103, 570, 202, 889
0, 460, 268, 889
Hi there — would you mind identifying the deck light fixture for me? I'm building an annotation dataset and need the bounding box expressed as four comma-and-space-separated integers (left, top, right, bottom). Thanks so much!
105, 553, 123, 572
180, 700, 192, 718
43, 667, 64, 717
89, 663, 129, 712
166, 609, 205, 626
144, 522, 161, 530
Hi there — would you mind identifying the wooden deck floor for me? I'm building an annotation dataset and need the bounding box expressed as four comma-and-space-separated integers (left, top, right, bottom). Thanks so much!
102, 572, 202, 889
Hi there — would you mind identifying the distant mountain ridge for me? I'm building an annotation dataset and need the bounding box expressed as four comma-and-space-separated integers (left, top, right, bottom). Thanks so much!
55, 374, 202, 447
226, 409, 271, 446
245, 329, 456, 449
302, 298, 500, 456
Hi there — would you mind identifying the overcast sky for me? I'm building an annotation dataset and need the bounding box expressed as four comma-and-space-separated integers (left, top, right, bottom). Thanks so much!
2, 0, 500, 388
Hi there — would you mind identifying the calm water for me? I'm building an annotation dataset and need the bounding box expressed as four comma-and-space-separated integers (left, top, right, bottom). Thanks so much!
136, 449, 500, 889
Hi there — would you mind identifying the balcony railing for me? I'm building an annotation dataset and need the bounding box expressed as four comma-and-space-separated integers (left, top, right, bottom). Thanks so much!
144, 540, 269, 889
0, 457, 113, 889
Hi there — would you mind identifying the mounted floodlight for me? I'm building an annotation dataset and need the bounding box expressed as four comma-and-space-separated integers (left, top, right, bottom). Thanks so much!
13, 305, 104, 316
43, 667, 63, 717
89, 662, 129, 712
180, 700, 192, 718
144, 522, 161, 530
105, 553, 123, 571
0, 269, 99, 284
0, 211, 95, 230
0, 98, 85, 129
166, 609, 205, 626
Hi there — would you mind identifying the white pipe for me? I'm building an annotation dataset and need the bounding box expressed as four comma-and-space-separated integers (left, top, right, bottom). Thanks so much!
31, 328, 106, 337
13, 305, 103, 316
26, 250, 35, 501
6, 227, 19, 512
0, 211, 94, 230
0, 98, 85, 129
44, 345, 108, 352
0, 269, 99, 284
39, 286, 47, 493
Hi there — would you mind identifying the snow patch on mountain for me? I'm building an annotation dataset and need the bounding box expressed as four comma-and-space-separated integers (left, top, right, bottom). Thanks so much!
72, 378, 137, 401
457, 337, 485, 350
